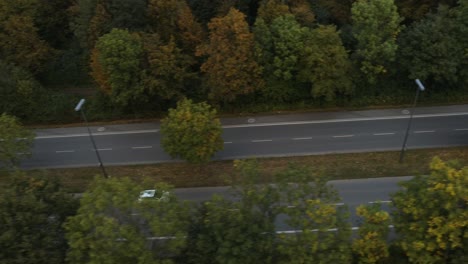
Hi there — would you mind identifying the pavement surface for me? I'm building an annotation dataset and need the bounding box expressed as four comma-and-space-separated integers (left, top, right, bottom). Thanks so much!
172, 176, 411, 231
22, 104, 468, 169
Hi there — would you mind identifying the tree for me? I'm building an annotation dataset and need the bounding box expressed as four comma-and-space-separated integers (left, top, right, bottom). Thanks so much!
160, 99, 223, 163
317, 0, 356, 25
65, 176, 190, 264
0, 171, 78, 264
254, 15, 308, 102
298, 25, 353, 102
90, 28, 144, 106
391, 157, 468, 264
140, 34, 196, 101
0, 61, 42, 120
398, 3, 466, 87
0, 113, 34, 168
0, 0, 52, 74
351, 0, 402, 84
395, 0, 458, 22
196, 8, 264, 104
147, 0, 204, 54
276, 165, 352, 263
352, 204, 391, 264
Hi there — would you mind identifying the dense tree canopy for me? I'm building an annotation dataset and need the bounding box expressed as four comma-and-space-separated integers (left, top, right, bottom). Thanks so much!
352, 0, 403, 85
91, 28, 144, 106
160, 99, 223, 163
0, 171, 78, 264
197, 8, 263, 104
392, 157, 468, 264
0, 0, 467, 123
65, 177, 189, 264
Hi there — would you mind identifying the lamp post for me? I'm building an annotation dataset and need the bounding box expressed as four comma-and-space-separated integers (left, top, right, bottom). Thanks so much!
399, 79, 426, 163
75, 99, 109, 178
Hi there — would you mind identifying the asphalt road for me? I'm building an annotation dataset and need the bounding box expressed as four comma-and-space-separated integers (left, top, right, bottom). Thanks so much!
173, 176, 411, 231
21, 104, 468, 169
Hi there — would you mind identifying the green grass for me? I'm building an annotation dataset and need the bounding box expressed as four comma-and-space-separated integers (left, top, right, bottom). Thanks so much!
2, 147, 467, 192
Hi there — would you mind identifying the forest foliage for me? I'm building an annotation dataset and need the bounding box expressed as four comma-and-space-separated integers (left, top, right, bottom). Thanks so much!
0, 0, 467, 123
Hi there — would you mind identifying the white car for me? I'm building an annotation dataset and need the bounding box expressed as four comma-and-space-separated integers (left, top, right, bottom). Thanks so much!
138, 189, 170, 202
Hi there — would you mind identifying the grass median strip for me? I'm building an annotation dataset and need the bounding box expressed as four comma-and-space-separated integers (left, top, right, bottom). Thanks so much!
1, 147, 467, 192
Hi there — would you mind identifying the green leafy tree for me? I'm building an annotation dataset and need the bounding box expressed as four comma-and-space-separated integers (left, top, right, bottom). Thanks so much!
0, 113, 34, 168
298, 25, 353, 102
351, 0, 402, 84
276, 165, 352, 263
254, 15, 308, 102
0, 61, 42, 119
352, 204, 391, 264
65, 177, 190, 264
196, 8, 263, 104
398, 3, 466, 87
391, 157, 468, 264
91, 28, 144, 106
160, 99, 223, 163
0, 171, 78, 264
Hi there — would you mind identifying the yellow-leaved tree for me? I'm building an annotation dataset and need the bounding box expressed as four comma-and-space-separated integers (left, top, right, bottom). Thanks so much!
392, 157, 468, 264
196, 8, 263, 105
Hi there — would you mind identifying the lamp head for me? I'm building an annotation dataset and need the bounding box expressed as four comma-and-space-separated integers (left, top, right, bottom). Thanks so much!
74, 99, 86, 112
415, 79, 425, 91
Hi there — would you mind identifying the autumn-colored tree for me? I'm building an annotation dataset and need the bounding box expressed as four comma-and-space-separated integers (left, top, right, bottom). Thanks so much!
160, 99, 223, 163
140, 34, 195, 100
298, 25, 353, 102
257, 0, 292, 24
196, 8, 263, 104
352, 0, 403, 84
391, 157, 468, 263
91, 28, 144, 106
0, 1, 52, 74
352, 204, 391, 264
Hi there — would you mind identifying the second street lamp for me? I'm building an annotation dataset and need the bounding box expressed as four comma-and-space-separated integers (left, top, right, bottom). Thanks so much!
75, 99, 109, 178
399, 79, 426, 163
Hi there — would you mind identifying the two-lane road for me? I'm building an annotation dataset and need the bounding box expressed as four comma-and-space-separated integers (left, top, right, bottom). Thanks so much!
21, 106, 468, 169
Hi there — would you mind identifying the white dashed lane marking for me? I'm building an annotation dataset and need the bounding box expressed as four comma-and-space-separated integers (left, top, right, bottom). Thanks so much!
132, 146, 153, 149
414, 130, 435, 133
333, 135, 354, 138
455, 128, 468, 131
292, 137, 312, 140
252, 139, 273, 143
55, 150, 75, 153
373, 132, 395, 136
95, 148, 112, 151
224, 141, 233, 144
368, 200, 392, 204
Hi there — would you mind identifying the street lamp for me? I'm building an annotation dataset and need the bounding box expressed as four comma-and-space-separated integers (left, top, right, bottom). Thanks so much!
399, 79, 426, 163
75, 99, 109, 178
